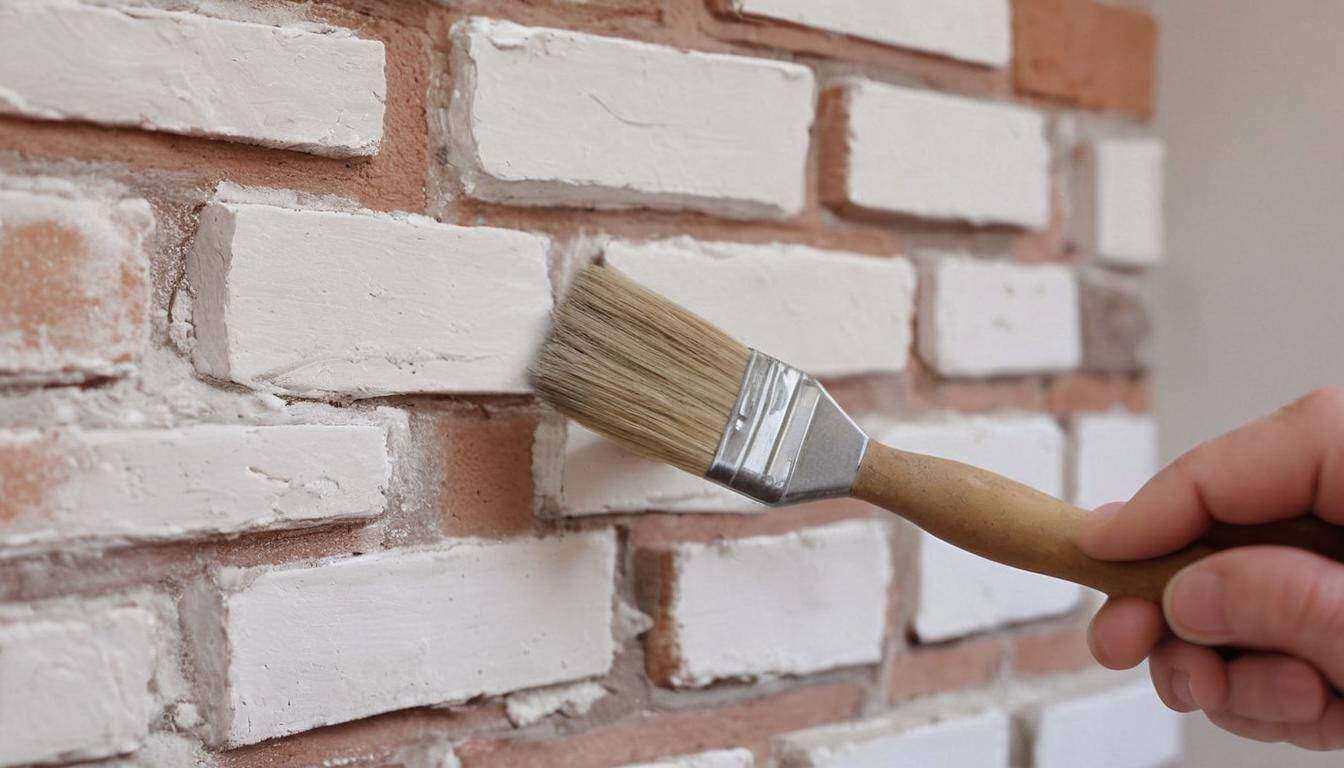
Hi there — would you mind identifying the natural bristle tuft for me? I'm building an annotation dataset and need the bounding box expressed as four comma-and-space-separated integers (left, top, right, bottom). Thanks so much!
533, 264, 750, 476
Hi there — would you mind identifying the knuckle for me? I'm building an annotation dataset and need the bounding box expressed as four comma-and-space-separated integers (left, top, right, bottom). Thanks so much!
1277, 560, 1344, 648
1286, 387, 1344, 430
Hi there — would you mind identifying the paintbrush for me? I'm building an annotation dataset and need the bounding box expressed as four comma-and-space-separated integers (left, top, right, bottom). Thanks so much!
534, 264, 1344, 602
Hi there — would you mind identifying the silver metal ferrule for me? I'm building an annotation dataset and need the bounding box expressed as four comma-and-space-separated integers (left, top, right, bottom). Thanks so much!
706, 349, 870, 506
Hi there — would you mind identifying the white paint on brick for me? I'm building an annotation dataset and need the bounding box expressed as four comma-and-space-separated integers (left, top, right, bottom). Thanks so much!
1025, 680, 1181, 768
874, 416, 1082, 641
840, 81, 1050, 228
505, 680, 607, 727
185, 531, 617, 746
604, 238, 916, 376
0, 605, 157, 766
1071, 413, 1158, 509
728, 0, 1011, 67
1095, 139, 1165, 266
775, 708, 1009, 768
620, 748, 755, 768
0, 424, 389, 554
0, 184, 153, 384
917, 257, 1081, 376
655, 519, 891, 687
448, 18, 814, 219
188, 199, 552, 398
560, 424, 763, 515
0, 0, 385, 156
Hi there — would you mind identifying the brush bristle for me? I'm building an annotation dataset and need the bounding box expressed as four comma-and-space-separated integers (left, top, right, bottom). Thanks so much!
533, 265, 750, 476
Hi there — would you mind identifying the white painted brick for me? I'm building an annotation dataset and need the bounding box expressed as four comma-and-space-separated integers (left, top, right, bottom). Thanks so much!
188, 200, 552, 398
560, 423, 763, 515
185, 531, 617, 746
1071, 413, 1158, 510
1095, 139, 1165, 266
448, 18, 814, 219
776, 708, 1009, 768
918, 257, 1081, 376
0, 425, 388, 553
728, 0, 1011, 67
1024, 680, 1181, 768
0, 183, 153, 384
0, 0, 385, 156
620, 748, 755, 768
875, 416, 1082, 641
0, 605, 157, 766
838, 81, 1050, 228
649, 520, 890, 687
604, 238, 916, 377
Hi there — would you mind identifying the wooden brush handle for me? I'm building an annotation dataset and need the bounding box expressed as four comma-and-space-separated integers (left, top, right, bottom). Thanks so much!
854, 442, 1344, 602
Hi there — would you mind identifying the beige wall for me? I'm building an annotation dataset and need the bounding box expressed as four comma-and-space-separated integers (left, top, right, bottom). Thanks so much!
1155, 1, 1344, 764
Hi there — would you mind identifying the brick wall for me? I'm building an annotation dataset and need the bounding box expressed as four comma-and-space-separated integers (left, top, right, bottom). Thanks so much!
0, 1, 1172, 766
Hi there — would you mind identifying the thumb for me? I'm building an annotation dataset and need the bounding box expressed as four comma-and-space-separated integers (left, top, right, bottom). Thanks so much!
1164, 546, 1344, 688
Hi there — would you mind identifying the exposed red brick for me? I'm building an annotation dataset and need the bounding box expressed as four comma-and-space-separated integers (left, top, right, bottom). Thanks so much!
421, 405, 544, 538
0, 197, 151, 384
1012, 626, 1097, 676
0, 432, 66, 525
456, 682, 865, 768
1012, 0, 1158, 118
1047, 373, 1151, 414
905, 359, 1049, 413
627, 498, 879, 549
887, 638, 1004, 702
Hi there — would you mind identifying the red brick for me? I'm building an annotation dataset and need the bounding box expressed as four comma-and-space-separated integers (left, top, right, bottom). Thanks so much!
887, 638, 1004, 703
1047, 373, 1151, 413
0, 186, 152, 384
1012, 626, 1097, 676
1012, 0, 1158, 118
456, 682, 865, 768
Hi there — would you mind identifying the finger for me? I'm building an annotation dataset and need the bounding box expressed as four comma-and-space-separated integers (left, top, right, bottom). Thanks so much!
1079, 388, 1344, 561
1088, 597, 1166, 669
1150, 638, 1227, 713
1225, 654, 1331, 723
1163, 547, 1344, 687
1206, 700, 1344, 751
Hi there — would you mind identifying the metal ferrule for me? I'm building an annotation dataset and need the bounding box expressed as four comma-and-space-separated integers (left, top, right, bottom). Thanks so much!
706, 349, 870, 506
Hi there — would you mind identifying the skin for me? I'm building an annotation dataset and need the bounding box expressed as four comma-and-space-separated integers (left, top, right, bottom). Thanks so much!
1077, 386, 1344, 750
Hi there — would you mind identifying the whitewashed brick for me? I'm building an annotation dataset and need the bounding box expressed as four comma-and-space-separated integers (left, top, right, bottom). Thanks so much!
0, 605, 156, 766
776, 708, 1009, 768
1095, 139, 1165, 266
1071, 413, 1158, 509
647, 520, 890, 687
505, 680, 607, 727
1023, 680, 1181, 768
837, 81, 1050, 228
188, 200, 551, 398
620, 748, 755, 768
0, 1, 385, 156
604, 238, 916, 376
559, 424, 763, 515
0, 184, 153, 384
0, 425, 388, 553
184, 531, 616, 746
918, 257, 1081, 376
448, 18, 814, 219
875, 416, 1082, 641
727, 0, 1011, 67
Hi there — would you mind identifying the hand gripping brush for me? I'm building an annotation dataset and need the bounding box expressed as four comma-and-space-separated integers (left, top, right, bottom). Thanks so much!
534, 265, 1344, 601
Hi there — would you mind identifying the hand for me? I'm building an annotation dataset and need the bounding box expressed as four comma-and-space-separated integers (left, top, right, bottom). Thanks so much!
1076, 388, 1344, 750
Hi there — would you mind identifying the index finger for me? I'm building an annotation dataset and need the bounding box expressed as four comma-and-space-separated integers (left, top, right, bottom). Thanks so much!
1078, 388, 1344, 561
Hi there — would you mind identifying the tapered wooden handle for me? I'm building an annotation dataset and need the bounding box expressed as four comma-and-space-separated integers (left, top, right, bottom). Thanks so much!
853, 442, 1344, 602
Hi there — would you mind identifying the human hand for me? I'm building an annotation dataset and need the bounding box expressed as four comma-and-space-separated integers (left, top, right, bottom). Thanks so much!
1077, 388, 1344, 750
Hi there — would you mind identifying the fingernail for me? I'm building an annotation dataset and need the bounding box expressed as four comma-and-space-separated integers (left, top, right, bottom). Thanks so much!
1171, 670, 1196, 710
1165, 568, 1231, 640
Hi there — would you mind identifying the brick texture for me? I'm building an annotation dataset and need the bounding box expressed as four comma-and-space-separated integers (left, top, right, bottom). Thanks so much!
0, 0, 1171, 765
1012, 0, 1158, 117
0, 1, 386, 156
0, 184, 152, 384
